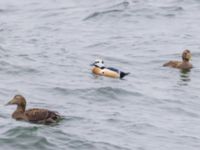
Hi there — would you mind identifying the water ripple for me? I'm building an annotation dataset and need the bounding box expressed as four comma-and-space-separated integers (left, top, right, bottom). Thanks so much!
83, 9, 124, 21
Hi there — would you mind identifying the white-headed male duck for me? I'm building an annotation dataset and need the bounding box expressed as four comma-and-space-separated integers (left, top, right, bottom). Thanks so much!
91, 59, 129, 79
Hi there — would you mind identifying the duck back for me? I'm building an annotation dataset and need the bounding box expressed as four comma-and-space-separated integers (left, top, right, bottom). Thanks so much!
25, 108, 60, 124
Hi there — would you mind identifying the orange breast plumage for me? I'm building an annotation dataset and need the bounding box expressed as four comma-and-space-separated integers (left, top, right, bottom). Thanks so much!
92, 67, 120, 78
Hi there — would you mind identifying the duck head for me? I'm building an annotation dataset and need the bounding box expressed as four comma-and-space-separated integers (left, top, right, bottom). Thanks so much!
182, 49, 191, 62
91, 59, 105, 68
6, 95, 26, 109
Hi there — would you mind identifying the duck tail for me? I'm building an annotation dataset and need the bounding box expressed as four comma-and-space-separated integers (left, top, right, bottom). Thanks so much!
120, 72, 130, 79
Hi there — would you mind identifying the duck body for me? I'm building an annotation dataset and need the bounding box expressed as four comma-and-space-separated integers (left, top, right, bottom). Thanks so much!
12, 108, 60, 124
163, 60, 192, 69
92, 66, 120, 78
91, 59, 129, 79
163, 49, 193, 70
7, 95, 60, 124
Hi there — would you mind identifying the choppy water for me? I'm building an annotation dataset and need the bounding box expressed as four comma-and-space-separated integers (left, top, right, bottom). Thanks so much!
0, 0, 200, 149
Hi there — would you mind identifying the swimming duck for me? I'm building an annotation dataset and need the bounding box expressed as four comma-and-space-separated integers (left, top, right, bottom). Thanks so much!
91, 59, 129, 79
6, 95, 60, 124
163, 49, 193, 69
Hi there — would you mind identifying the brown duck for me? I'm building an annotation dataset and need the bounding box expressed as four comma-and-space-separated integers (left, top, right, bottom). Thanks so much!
163, 49, 193, 69
6, 95, 61, 124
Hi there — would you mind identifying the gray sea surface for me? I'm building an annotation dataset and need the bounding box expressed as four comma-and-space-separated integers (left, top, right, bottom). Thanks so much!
0, 0, 200, 150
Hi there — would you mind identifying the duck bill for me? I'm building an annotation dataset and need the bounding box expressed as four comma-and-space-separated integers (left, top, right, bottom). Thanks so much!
186, 53, 192, 60
186, 56, 191, 61
5, 99, 15, 106
188, 55, 192, 60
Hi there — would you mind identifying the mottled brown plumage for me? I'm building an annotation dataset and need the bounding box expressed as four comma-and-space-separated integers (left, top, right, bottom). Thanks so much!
163, 49, 193, 69
6, 95, 60, 124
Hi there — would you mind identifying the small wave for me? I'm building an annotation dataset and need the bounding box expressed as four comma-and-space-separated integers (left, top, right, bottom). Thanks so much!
160, 13, 176, 17
91, 87, 140, 98
3, 126, 39, 137
162, 106, 199, 118
84, 1, 130, 21
40, 12, 63, 18
0, 7, 19, 14
110, 1, 130, 9
0, 136, 55, 150
126, 122, 162, 136
0, 60, 10, 66
85, 42, 109, 48
156, 6, 183, 18
90, 140, 131, 150
83, 9, 123, 21
162, 98, 184, 105
0, 60, 40, 75
67, 139, 131, 150
50, 86, 141, 98
0, 45, 7, 53
129, 4, 184, 19
5, 66, 40, 75
0, 126, 56, 150
159, 6, 184, 12
64, 116, 86, 122
178, 135, 200, 141
30, 6, 72, 13
131, 122, 158, 129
